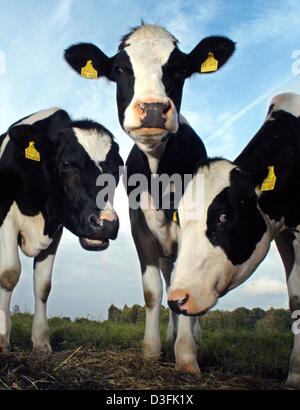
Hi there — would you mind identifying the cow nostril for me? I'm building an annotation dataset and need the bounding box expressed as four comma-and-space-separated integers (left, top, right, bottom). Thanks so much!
88, 214, 103, 229
168, 294, 189, 314
138, 103, 146, 114
178, 295, 189, 307
162, 102, 171, 115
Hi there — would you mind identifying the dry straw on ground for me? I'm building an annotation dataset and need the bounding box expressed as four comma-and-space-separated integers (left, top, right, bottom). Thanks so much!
0, 347, 290, 390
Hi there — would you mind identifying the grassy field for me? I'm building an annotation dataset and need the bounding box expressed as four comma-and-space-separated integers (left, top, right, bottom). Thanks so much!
0, 312, 296, 390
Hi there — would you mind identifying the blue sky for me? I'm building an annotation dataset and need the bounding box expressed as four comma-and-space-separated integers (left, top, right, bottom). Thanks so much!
0, 0, 300, 319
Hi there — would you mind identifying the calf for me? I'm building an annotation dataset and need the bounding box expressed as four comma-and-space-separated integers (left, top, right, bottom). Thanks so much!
0, 108, 123, 352
64, 23, 235, 372
168, 93, 300, 385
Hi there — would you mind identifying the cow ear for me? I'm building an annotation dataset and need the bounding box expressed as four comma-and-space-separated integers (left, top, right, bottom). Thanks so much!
47, 109, 71, 142
8, 124, 45, 162
230, 167, 256, 201
64, 42, 114, 81
187, 36, 235, 76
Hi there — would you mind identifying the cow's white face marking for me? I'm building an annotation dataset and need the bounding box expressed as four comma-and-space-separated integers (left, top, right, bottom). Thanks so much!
73, 127, 112, 169
267, 93, 300, 120
169, 160, 272, 315
123, 25, 178, 139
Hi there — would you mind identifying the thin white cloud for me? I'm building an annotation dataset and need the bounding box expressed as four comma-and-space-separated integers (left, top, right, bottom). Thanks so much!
206, 74, 300, 144
241, 277, 286, 296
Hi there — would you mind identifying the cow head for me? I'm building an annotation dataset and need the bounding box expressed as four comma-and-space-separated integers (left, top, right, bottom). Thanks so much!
168, 159, 271, 316
64, 24, 235, 152
8, 110, 123, 251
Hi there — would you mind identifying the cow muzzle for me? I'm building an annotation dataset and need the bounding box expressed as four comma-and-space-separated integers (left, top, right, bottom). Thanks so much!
79, 211, 119, 251
167, 288, 218, 317
126, 98, 178, 139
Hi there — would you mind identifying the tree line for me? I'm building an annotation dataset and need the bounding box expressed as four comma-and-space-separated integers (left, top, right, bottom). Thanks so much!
107, 304, 292, 333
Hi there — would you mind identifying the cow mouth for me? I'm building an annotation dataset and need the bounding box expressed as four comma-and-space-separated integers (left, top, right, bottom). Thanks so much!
132, 127, 167, 136
79, 237, 109, 251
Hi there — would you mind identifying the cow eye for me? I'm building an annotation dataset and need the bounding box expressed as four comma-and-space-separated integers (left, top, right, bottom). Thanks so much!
114, 66, 132, 75
218, 213, 227, 224
61, 161, 71, 169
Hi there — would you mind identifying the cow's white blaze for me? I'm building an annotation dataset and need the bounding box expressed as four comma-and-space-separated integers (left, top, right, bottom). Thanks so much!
123, 25, 178, 137
170, 160, 272, 314
73, 127, 112, 168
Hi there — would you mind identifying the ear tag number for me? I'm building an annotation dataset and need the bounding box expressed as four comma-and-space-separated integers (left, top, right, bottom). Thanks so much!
25, 141, 40, 162
81, 60, 98, 79
201, 52, 219, 73
261, 166, 276, 191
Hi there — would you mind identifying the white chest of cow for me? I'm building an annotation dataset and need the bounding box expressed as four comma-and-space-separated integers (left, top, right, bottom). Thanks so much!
5, 202, 52, 257
140, 192, 179, 257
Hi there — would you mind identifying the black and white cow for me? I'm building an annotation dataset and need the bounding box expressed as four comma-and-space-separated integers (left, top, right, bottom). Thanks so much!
0, 108, 123, 352
64, 23, 235, 372
168, 92, 300, 385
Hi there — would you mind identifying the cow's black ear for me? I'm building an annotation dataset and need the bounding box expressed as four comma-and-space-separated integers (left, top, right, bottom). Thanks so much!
47, 109, 71, 142
64, 42, 114, 81
8, 124, 45, 162
187, 36, 235, 76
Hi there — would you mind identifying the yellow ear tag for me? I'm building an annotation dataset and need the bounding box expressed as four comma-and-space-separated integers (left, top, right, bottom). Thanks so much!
172, 211, 178, 223
81, 60, 98, 79
261, 166, 276, 191
201, 52, 219, 73
25, 141, 40, 162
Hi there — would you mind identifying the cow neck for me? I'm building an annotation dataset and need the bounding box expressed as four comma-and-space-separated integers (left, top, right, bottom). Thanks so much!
137, 137, 169, 174
2, 147, 60, 237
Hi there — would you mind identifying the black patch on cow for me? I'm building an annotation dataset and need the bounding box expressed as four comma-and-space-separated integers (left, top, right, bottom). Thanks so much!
235, 110, 300, 228
206, 168, 267, 265
162, 48, 189, 112
125, 122, 207, 210
33, 226, 63, 269
112, 50, 135, 126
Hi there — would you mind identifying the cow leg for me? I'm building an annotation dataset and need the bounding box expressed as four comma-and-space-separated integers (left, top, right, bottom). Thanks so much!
159, 258, 178, 343
142, 264, 162, 357
32, 228, 62, 353
275, 229, 300, 386
130, 210, 162, 358
0, 221, 21, 352
175, 315, 200, 373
